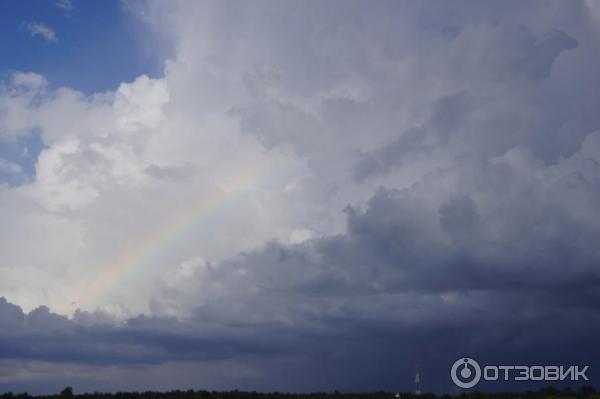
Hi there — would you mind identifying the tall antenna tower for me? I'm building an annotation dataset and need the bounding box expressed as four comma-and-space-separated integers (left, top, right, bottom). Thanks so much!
415, 366, 422, 395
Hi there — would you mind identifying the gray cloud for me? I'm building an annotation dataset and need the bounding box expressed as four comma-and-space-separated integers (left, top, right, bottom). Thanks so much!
144, 163, 196, 182
147, 130, 600, 391
6, 131, 597, 390
1, 0, 600, 394
3, 134, 600, 389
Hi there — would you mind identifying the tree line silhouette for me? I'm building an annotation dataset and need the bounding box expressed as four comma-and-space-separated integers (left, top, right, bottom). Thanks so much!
0, 386, 598, 399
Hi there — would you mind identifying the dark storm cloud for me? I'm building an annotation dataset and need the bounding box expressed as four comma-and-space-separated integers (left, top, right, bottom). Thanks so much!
5, 127, 599, 390
0, 298, 298, 365
150, 129, 600, 390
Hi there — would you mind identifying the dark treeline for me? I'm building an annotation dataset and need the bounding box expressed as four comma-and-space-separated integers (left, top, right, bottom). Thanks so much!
0, 387, 598, 399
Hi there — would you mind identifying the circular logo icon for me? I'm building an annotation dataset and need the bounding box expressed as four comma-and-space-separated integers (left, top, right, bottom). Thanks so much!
451, 357, 481, 388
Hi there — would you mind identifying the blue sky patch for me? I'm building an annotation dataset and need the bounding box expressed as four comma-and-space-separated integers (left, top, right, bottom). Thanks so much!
0, 0, 161, 94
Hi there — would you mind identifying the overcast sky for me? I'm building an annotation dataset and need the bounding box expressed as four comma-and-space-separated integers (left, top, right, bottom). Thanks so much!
1, 0, 600, 394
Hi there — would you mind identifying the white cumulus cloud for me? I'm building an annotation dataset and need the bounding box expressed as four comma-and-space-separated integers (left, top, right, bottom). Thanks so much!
22, 22, 58, 42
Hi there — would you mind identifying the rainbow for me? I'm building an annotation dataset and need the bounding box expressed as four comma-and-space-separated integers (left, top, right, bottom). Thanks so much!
78, 159, 280, 310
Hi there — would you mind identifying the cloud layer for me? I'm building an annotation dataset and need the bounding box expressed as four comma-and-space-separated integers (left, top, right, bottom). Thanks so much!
1, 0, 600, 394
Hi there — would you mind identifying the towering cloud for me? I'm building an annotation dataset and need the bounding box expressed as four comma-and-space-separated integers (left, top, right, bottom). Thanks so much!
0, 0, 599, 393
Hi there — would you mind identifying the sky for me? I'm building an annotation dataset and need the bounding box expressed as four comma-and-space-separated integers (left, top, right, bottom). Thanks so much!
1, 0, 600, 395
